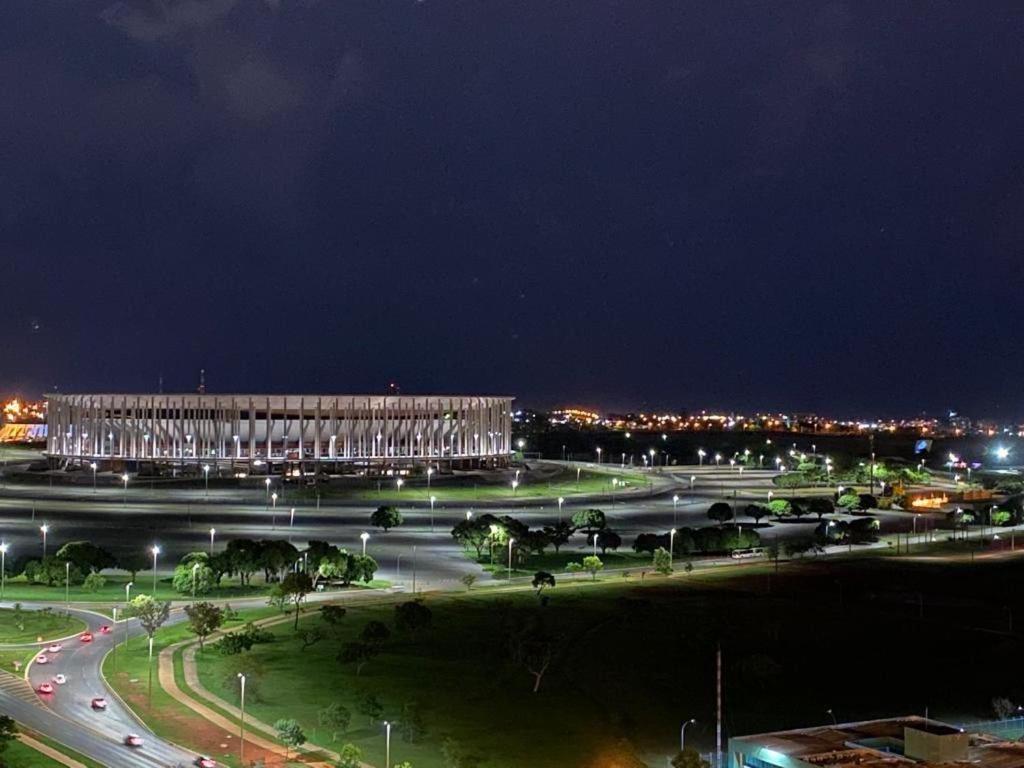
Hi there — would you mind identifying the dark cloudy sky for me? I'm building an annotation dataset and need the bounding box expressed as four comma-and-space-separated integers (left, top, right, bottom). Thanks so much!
2, 1, 1023, 417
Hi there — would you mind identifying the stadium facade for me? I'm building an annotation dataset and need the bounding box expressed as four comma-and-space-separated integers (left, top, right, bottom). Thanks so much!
46, 393, 513, 473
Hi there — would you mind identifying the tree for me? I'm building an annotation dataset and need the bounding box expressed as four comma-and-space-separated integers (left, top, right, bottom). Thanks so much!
223, 539, 262, 585
672, 747, 710, 768
837, 493, 860, 510
356, 690, 383, 723
707, 502, 734, 526
274, 718, 306, 760
280, 572, 314, 630
745, 504, 770, 524
337, 743, 363, 768
539, 521, 570, 555
317, 551, 377, 588
299, 626, 326, 650
653, 547, 672, 575
340, 641, 378, 675
55, 541, 115, 574
808, 497, 834, 520
594, 529, 622, 554
318, 702, 352, 743
768, 499, 792, 517
460, 573, 477, 591
184, 601, 224, 651
992, 696, 1016, 720
172, 557, 215, 596
320, 605, 347, 628
394, 601, 433, 636
441, 737, 482, 768
451, 519, 491, 559
259, 540, 299, 583
399, 700, 426, 743
581, 555, 603, 581
117, 551, 149, 582
128, 594, 170, 638
362, 620, 391, 645
571, 508, 606, 533
83, 572, 106, 592
371, 505, 402, 532
532, 571, 556, 596
0, 714, 15, 753
23, 556, 83, 587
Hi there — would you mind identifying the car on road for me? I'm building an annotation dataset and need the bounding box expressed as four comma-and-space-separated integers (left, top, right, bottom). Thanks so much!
90, 697, 107, 710
36, 682, 54, 695
194, 757, 217, 767
79, 632, 94, 643
123, 734, 143, 747
35, 654, 49, 664
47, 643, 62, 653
52, 674, 67, 685
99, 625, 112, 634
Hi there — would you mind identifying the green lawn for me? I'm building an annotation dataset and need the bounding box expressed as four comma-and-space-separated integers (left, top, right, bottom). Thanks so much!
0, 574, 269, 604
16, 731, 106, 768
0, 607, 85, 644
0, 738, 67, 768
101, 604, 304, 768
0, 647, 37, 673
288, 466, 651, 503
183, 555, 1024, 768
478, 549, 654, 579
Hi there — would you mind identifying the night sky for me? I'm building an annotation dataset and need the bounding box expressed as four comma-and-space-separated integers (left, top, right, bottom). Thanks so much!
3, 1, 1023, 417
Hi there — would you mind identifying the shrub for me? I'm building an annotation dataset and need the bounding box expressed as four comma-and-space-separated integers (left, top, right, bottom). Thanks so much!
83, 572, 106, 593
768, 499, 792, 517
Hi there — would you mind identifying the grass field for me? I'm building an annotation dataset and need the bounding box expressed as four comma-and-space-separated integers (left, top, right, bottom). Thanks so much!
0, 574, 269, 605
0, 738, 68, 768
101, 605, 305, 768
0, 607, 85, 644
178, 554, 1024, 768
287, 466, 651, 503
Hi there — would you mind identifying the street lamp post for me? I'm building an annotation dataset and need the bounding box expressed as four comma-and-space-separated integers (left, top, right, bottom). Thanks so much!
238, 673, 247, 763
90, 462, 97, 493
289, 508, 296, 542
429, 496, 436, 532
271, 492, 278, 529
698, 449, 705, 466
203, 464, 210, 498
508, 538, 514, 580
681, 718, 696, 751
40, 524, 49, 559
558, 496, 564, 523
427, 466, 434, 491
209, 528, 216, 556
150, 545, 160, 595
192, 563, 200, 606
384, 720, 392, 768
264, 477, 271, 508
0, 542, 7, 601
596, 447, 602, 464
672, 494, 679, 527
65, 562, 70, 607
148, 636, 155, 705
124, 581, 133, 649
511, 479, 519, 496
122, 473, 129, 506
690, 475, 695, 490
670, 528, 677, 568
360, 532, 369, 557
396, 478, 404, 494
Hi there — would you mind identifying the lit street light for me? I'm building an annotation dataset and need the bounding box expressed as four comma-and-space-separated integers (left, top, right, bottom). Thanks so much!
122, 473, 129, 506
429, 495, 436, 532
508, 538, 515, 580
672, 494, 679, 526
209, 528, 216, 555
289, 508, 296, 542
360, 532, 369, 556
714, 453, 722, 467
148, 635, 155, 704
396, 478, 404, 494
698, 449, 706, 466
596, 447, 602, 464
681, 717, 696, 751
670, 528, 677, 568
40, 524, 49, 558
511, 479, 519, 496
384, 720, 392, 768
150, 545, 160, 594
690, 475, 695, 490
203, 464, 210, 498
238, 672, 247, 763
90, 462, 97, 493
427, 466, 434, 491
192, 563, 200, 606
558, 496, 564, 523
0, 542, 7, 601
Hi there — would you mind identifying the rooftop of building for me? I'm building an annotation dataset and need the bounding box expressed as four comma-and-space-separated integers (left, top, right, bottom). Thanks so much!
730, 716, 1024, 768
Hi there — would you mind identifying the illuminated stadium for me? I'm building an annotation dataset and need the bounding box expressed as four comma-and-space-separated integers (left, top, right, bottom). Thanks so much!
46, 393, 513, 474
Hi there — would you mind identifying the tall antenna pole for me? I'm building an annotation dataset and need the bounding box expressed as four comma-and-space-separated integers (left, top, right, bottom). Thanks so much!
716, 645, 722, 768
